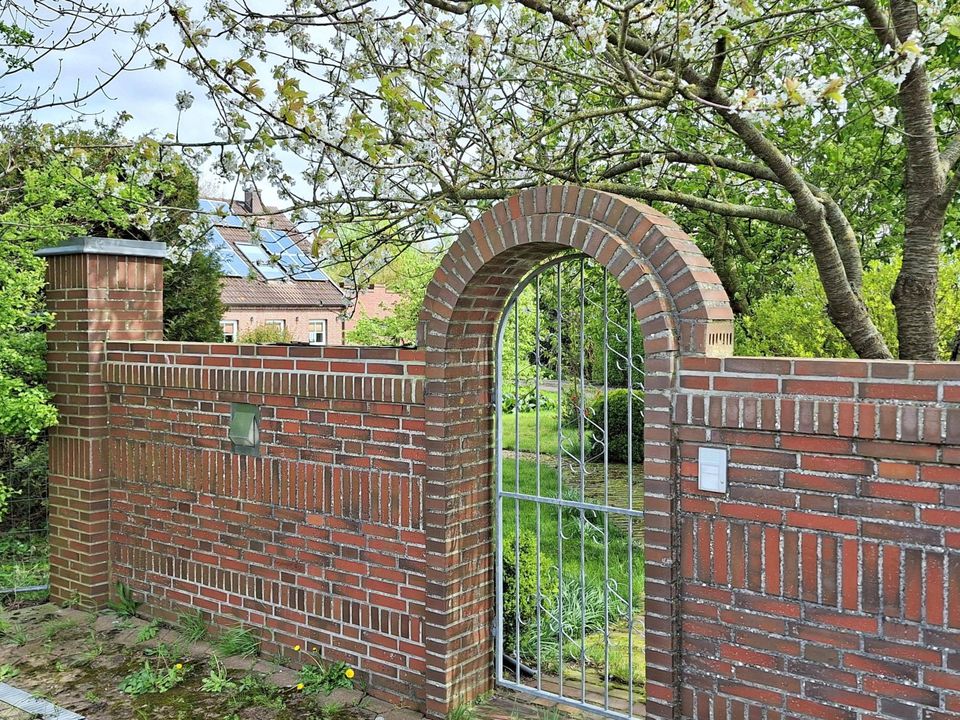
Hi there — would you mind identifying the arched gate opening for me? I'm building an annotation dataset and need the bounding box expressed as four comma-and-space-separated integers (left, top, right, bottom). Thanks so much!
418, 186, 733, 720
495, 252, 646, 718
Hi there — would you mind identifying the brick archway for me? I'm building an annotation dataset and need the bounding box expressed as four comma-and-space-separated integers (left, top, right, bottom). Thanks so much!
418, 185, 733, 719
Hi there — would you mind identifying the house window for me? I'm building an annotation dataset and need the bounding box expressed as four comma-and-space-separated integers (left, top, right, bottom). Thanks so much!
309, 319, 327, 345
265, 319, 285, 332
221, 320, 238, 343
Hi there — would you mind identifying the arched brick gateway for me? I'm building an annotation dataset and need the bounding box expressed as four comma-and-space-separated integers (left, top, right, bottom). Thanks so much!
417, 185, 735, 719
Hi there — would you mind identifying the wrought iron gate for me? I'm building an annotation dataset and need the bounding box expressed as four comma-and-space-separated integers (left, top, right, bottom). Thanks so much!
495, 253, 645, 719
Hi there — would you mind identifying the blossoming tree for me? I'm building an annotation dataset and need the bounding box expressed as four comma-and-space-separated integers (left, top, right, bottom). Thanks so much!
158, 0, 959, 359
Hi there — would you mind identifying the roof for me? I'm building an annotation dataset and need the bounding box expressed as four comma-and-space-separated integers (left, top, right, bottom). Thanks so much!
221, 277, 347, 308
199, 192, 346, 311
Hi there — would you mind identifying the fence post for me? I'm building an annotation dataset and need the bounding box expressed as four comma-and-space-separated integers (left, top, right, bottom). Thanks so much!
36, 237, 165, 607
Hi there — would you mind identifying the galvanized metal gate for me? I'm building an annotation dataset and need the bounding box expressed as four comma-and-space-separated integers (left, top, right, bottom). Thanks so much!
495, 253, 645, 719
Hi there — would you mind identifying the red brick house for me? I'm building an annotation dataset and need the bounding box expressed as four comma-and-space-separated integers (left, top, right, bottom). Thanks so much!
203, 190, 351, 344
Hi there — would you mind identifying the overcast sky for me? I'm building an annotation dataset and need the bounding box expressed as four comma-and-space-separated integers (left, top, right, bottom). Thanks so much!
23, 4, 282, 205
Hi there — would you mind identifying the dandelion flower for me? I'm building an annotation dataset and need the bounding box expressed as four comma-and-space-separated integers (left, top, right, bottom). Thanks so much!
174, 663, 183, 670
345, 668, 355, 679
296, 682, 305, 691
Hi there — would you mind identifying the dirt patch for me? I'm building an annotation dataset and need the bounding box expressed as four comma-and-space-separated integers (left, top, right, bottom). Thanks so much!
0, 604, 416, 720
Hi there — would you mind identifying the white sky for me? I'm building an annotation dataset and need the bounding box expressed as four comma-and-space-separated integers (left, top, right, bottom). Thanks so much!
22, 3, 283, 206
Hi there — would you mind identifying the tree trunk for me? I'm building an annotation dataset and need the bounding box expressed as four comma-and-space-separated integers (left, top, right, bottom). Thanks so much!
890, 0, 946, 360
893, 221, 943, 359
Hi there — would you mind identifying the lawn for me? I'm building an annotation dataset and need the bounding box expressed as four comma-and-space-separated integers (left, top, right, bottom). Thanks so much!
500, 410, 587, 458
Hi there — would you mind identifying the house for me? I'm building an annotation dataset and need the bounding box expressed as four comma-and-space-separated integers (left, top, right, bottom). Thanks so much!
341, 283, 405, 338
202, 189, 349, 344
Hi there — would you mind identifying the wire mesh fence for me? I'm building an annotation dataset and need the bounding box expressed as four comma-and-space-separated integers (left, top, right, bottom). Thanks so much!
0, 435, 49, 602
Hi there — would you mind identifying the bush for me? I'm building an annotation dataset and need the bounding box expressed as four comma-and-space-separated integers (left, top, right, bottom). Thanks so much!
561, 386, 599, 427
501, 386, 557, 414
238, 324, 293, 344
502, 529, 559, 650
163, 251, 226, 342
588, 389, 644, 463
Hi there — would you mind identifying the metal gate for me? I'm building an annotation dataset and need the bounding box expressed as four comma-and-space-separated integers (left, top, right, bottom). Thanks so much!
495, 253, 645, 719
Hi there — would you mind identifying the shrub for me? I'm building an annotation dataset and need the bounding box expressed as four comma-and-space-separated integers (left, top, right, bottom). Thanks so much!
588, 389, 644, 463
163, 251, 226, 342
501, 529, 559, 650
238, 324, 293, 344
561, 386, 599, 427
501, 386, 557, 414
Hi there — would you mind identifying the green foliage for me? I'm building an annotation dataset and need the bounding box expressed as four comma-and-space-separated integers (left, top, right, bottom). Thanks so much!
201, 655, 237, 693
143, 641, 186, 660
0, 120, 203, 522
0, 437, 46, 530
0, 663, 18, 680
561, 385, 593, 427
177, 610, 208, 642
345, 245, 441, 346
136, 619, 161, 643
499, 258, 643, 389
119, 659, 187, 696
297, 657, 355, 695
0, 212, 55, 442
107, 583, 141, 618
227, 674, 286, 711
501, 386, 557, 414
737, 255, 960, 359
163, 250, 226, 342
215, 626, 259, 658
41, 618, 77, 641
6, 624, 27, 646
238, 324, 293, 344
446, 705, 477, 720
589, 390, 644, 464
501, 529, 560, 650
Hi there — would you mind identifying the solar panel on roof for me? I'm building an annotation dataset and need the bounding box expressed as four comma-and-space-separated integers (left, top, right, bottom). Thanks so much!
258, 228, 288, 256
257, 228, 329, 281
199, 199, 245, 228
207, 230, 251, 278
235, 243, 286, 280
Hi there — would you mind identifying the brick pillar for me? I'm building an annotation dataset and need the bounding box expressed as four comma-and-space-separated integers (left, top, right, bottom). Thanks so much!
36, 237, 165, 607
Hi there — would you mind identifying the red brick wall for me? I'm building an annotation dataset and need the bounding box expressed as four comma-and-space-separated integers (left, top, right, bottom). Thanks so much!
103, 342, 428, 705
41, 209, 960, 720
676, 356, 960, 720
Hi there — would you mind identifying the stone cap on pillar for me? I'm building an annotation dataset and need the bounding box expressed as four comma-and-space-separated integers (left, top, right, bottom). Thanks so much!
35, 236, 166, 258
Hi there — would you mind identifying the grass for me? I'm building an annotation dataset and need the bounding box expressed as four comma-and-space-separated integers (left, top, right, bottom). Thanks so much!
215, 626, 260, 658
178, 610, 208, 642
0, 534, 49, 603
500, 410, 583, 457
501, 459, 643, 603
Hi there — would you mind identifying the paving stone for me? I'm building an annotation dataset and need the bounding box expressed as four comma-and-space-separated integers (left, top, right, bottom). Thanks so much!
324, 687, 365, 706
360, 695, 396, 714
382, 706, 425, 720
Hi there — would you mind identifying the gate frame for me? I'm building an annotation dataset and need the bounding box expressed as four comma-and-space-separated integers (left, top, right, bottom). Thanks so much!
418, 185, 734, 719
